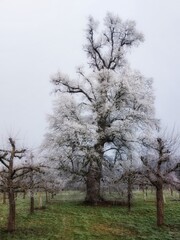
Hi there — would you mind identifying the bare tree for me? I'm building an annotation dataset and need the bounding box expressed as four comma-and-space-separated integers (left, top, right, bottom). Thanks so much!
21, 153, 43, 214
141, 132, 180, 226
0, 138, 41, 232
19, 152, 53, 213
0, 138, 26, 232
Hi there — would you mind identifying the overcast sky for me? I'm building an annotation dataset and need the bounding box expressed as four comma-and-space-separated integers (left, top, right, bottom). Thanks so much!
0, 0, 180, 148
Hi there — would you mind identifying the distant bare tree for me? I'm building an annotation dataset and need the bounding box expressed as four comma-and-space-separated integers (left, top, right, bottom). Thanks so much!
21, 152, 45, 214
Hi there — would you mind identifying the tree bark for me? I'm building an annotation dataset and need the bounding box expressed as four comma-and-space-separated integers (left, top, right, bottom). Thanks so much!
7, 190, 16, 232
156, 185, 164, 226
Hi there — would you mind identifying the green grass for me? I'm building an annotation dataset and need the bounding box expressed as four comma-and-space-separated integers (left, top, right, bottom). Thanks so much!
0, 191, 179, 240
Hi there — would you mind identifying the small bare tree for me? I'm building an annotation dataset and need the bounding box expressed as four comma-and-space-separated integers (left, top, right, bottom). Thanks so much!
0, 138, 26, 232
0, 138, 39, 232
19, 152, 50, 213
141, 133, 180, 226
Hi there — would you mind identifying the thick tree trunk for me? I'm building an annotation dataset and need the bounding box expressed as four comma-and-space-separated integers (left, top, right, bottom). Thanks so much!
156, 186, 164, 226
7, 190, 16, 232
85, 113, 106, 204
85, 163, 103, 204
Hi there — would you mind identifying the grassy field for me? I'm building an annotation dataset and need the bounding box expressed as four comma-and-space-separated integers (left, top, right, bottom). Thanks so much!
0, 191, 179, 240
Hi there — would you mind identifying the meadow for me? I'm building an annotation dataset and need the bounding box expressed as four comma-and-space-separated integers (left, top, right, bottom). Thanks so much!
0, 191, 179, 240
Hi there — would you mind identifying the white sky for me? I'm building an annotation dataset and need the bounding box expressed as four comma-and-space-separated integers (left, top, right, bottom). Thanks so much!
0, 0, 180, 148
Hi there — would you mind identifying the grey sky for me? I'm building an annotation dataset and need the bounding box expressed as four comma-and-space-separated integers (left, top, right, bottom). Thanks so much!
0, 0, 180, 147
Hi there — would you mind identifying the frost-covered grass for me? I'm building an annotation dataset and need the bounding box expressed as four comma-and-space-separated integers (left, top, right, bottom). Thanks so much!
0, 191, 179, 240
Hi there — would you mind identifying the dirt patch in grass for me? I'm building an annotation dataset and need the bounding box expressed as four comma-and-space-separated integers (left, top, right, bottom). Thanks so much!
84, 200, 128, 207
164, 223, 180, 230
34, 206, 46, 210
91, 223, 137, 237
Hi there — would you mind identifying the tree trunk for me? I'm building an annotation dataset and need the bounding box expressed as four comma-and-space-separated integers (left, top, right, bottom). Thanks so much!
3, 191, 6, 204
38, 192, 43, 208
85, 163, 103, 204
7, 190, 16, 232
51, 193, 54, 199
45, 190, 49, 203
30, 190, 34, 214
127, 177, 132, 212
156, 186, 164, 226
23, 191, 26, 199
142, 185, 146, 201
170, 187, 173, 196
145, 186, 148, 197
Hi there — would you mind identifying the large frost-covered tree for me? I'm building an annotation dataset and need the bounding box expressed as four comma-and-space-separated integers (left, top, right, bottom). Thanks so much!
43, 13, 157, 204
